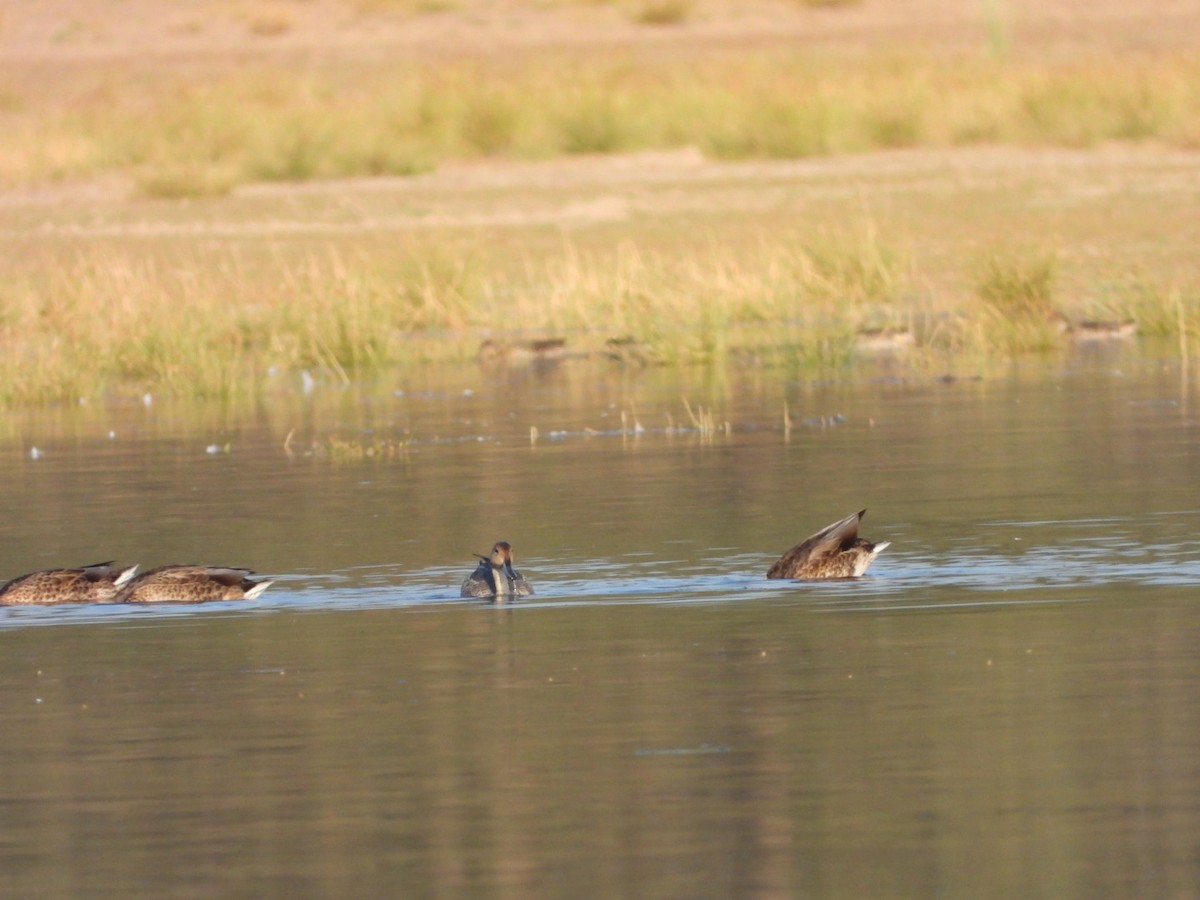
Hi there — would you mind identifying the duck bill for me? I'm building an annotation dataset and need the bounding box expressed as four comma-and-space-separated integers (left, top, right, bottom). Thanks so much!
503, 561, 518, 583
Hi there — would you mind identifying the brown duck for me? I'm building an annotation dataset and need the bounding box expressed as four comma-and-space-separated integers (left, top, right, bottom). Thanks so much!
0, 561, 138, 605
116, 565, 273, 603
767, 510, 889, 580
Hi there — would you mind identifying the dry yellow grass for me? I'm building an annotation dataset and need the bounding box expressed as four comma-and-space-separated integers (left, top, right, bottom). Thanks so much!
2, 52, 1199, 196
1, 173, 1192, 409
0, 0, 1197, 406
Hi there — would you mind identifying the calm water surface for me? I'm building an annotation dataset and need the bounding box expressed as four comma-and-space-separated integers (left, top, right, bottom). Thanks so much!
2, 351, 1199, 898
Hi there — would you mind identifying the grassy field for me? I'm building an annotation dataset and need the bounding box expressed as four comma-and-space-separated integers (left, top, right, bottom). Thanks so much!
7, 51, 1200, 197
0, 0, 1198, 406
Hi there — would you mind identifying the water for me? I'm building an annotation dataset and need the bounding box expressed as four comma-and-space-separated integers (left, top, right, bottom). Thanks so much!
2, 351, 1200, 897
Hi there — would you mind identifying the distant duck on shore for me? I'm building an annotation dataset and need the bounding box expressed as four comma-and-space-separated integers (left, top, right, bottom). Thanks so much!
1049, 311, 1138, 341
477, 337, 571, 367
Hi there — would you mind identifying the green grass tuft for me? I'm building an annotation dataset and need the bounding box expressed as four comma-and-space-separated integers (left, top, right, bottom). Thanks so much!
975, 252, 1058, 320
970, 251, 1064, 353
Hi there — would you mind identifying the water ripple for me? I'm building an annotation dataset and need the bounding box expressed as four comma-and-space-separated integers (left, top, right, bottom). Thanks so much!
2, 540, 1197, 630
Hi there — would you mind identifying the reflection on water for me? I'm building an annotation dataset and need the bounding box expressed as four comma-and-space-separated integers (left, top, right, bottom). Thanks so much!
1, 352, 1199, 896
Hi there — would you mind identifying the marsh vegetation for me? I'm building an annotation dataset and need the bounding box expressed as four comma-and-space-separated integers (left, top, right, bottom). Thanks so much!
0, 0, 1197, 407
3, 231, 1188, 407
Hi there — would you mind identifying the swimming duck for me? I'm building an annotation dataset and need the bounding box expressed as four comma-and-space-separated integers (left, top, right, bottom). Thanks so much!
115, 565, 273, 603
461, 541, 534, 598
0, 561, 138, 605
767, 509, 889, 580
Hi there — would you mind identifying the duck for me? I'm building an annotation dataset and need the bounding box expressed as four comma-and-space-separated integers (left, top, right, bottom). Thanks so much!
604, 335, 655, 367
855, 326, 915, 353
767, 509, 889, 580
477, 338, 570, 368
1048, 311, 1138, 341
0, 561, 138, 605
1070, 319, 1138, 341
115, 565, 273, 603
461, 541, 534, 599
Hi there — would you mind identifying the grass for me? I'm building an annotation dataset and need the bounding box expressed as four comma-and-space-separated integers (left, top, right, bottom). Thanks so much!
680, 398, 729, 438
1, 224, 1191, 409
630, 0, 694, 25
969, 251, 1064, 354
975, 252, 1058, 320
1, 4, 1197, 408
3, 51, 1200, 196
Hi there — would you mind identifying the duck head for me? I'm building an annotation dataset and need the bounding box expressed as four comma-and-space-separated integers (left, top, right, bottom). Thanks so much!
478, 541, 519, 591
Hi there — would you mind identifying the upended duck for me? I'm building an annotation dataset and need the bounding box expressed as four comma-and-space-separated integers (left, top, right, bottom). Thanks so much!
461, 541, 534, 598
767, 509, 889, 580
0, 561, 138, 605
116, 565, 273, 603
